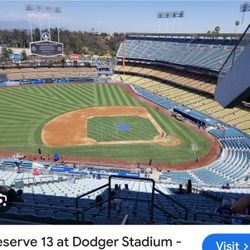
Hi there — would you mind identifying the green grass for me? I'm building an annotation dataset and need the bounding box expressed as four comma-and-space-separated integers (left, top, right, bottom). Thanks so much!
87, 116, 159, 141
0, 83, 210, 163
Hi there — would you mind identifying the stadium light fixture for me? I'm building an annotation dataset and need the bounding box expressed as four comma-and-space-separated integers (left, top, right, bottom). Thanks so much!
157, 11, 185, 33
157, 11, 185, 19
55, 7, 62, 14
25, 4, 62, 43
25, 5, 35, 12
240, 2, 250, 24
25, 4, 62, 14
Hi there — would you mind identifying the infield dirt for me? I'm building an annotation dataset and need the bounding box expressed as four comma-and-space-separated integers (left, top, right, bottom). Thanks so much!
42, 106, 181, 147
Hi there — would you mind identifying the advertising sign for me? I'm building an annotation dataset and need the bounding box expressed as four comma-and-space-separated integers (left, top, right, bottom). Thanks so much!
9, 53, 23, 60
50, 166, 140, 177
31, 79, 45, 84
69, 54, 80, 61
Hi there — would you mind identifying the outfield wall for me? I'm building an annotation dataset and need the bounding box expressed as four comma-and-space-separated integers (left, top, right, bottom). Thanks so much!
0, 77, 101, 87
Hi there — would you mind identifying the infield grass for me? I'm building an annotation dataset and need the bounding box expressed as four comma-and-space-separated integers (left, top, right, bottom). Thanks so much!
87, 116, 159, 141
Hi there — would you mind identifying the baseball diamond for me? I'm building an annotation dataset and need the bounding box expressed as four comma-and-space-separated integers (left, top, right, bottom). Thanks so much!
0, 83, 214, 165
42, 106, 181, 147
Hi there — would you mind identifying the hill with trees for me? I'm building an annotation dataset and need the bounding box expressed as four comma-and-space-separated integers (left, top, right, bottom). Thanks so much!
0, 28, 124, 57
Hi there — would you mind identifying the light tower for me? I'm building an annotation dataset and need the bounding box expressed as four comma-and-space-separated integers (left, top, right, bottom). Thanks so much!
157, 11, 185, 33
55, 7, 62, 43
122, 39, 126, 72
240, 2, 250, 25
25, 4, 62, 42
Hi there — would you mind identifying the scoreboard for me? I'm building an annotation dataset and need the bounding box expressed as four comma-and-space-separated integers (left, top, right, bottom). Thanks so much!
30, 41, 63, 57
30, 32, 63, 57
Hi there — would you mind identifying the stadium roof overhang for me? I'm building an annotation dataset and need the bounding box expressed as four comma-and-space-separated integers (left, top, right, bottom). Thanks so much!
126, 33, 241, 41
116, 57, 219, 77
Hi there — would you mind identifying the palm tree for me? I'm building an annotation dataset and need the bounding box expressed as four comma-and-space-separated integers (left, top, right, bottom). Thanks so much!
214, 26, 220, 33
235, 20, 240, 33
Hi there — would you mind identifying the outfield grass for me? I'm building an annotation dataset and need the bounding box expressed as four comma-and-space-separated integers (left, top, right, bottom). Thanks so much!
87, 116, 159, 142
0, 83, 210, 163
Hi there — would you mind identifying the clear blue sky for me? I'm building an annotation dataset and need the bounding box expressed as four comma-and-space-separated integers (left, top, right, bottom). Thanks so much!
0, 1, 249, 33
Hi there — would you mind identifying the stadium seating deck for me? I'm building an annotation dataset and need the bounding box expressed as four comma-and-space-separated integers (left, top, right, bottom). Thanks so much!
2, 67, 98, 81
0, 171, 249, 224
112, 72, 250, 135
117, 38, 242, 72
115, 65, 217, 94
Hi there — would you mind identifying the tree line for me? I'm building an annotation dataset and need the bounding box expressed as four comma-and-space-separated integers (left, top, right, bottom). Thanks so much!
0, 28, 124, 57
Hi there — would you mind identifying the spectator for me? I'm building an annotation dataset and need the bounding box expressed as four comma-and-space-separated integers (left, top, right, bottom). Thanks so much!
124, 183, 129, 191
186, 179, 192, 194
32, 168, 39, 176
113, 184, 121, 194
102, 190, 121, 211
0, 185, 8, 195
215, 199, 233, 216
119, 183, 129, 197
120, 184, 130, 210
6, 188, 17, 203
175, 184, 184, 194
15, 165, 21, 174
221, 183, 230, 189
95, 194, 104, 207
16, 189, 24, 203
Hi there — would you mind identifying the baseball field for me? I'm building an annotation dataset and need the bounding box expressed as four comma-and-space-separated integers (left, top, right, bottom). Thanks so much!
0, 83, 211, 164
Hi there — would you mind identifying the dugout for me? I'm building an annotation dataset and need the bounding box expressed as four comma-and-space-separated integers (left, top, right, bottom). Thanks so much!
173, 108, 206, 127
